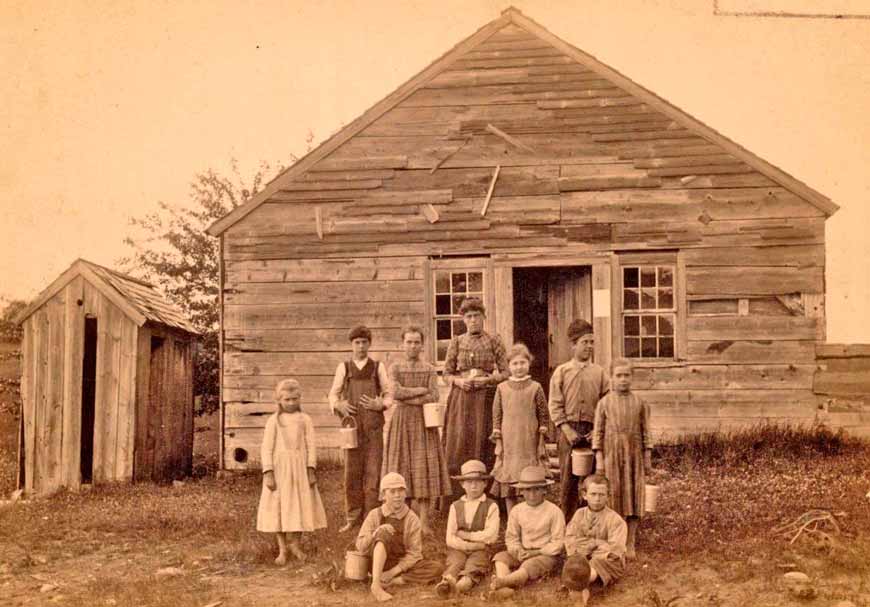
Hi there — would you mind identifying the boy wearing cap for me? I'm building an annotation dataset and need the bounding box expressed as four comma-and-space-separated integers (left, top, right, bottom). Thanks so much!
548, 319, 610, 522
435, 460, 500, 598
330, 325, 394, 532
561, 475, 627, 606
356, 472, 444, 602
490, 465, 566, 597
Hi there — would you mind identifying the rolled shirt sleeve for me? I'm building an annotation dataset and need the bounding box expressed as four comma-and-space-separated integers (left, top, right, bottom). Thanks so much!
328, 362, 346, 414
548, 365, 569, 428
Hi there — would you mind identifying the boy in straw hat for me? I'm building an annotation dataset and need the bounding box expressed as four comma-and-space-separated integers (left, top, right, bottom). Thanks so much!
355, 472, 443, 602
490, 465, 566, 598
548, 318, 610, 522
435, 460, 500, 598
561, 475, 627, 606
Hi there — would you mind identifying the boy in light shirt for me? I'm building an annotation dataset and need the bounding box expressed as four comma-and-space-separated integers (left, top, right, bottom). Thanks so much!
435, 460, 500, 598
489, 465, 566, 598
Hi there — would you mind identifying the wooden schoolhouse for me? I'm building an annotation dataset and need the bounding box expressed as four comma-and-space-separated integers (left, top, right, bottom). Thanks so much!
207, 8, 839, 469
16, 259, 199, 495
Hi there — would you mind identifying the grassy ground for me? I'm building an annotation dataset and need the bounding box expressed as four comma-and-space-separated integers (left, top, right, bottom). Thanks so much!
1, 417, 869, 606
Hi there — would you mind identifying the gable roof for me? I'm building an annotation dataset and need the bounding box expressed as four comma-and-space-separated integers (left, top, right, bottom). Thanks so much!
207, 6, 837, 237
16, 259, 199, 334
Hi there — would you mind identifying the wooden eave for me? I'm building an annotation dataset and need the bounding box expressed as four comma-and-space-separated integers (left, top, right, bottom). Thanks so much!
206, 6, 838, 238
15, 259, 149, 327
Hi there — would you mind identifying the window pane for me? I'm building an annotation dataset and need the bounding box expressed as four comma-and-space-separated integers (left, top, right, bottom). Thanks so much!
452, 272, 467, 293
452, 319, 467, 336
435, 272, 450, 294
660, 337, 674, 358
659, 315, 674, 336
641, 267, 656, 287
623, 267, 639, 289
658, 266, 673, 287
641, 315, 657, 336
623, 315, 640, 336
436, 295, 451, 315
468, 272, 483, 292
436, 319, 451, 340
452, 294, 466, 314
468, 292, 483, 304
437, 340, 449, 362
641, 289, 656, 310
624, 289, 639, 310
659, 288, 674, 309
642, 337, 657, 358
624, 337, 640, 358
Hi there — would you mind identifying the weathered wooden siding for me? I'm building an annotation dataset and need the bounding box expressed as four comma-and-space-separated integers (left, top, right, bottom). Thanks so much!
20, 278, 139, 494
815, 344, 870, 438
222, 257, 425, 468
220, 23, 831, 466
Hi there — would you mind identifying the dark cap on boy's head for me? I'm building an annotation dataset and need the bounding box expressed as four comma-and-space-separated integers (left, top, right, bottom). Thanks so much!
567, 319, 594, 342
348, 325, 372, 342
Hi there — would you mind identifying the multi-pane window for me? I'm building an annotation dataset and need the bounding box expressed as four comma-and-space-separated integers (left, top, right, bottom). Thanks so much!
622, 265, 676, 359
433, 269, 485, 364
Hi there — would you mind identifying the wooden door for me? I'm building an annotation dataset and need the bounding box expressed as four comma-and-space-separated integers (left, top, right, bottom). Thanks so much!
547, 268, 592, 374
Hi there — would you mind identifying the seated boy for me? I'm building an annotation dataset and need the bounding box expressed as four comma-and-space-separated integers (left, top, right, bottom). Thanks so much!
355, 472, 443, 602
561, 474, 627, 606
435, 459, 500, 598
490, 465, 566, 598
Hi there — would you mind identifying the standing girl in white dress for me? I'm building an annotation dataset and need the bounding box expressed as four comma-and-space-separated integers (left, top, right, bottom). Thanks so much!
257, 378, 327, 564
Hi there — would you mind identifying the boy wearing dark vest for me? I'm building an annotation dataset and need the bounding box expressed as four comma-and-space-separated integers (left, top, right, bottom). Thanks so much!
435, 459, 500, 598
356, 473, 444, 602
330, 325, 393, 532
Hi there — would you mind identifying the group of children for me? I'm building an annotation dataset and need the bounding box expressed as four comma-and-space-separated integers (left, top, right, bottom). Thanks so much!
255, 301, 654, 604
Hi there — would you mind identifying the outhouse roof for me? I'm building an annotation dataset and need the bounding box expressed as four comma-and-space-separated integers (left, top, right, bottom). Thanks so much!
15, 259, 199, 335
206, 6, 838, 237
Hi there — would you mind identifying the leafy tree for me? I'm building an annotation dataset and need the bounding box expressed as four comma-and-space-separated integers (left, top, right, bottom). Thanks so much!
121, 158, 288, 414
0, 299, 27, 343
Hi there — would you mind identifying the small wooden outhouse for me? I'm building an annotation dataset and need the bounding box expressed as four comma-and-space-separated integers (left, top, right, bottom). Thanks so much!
15, 259, 199, 495
206, 8, 840, 469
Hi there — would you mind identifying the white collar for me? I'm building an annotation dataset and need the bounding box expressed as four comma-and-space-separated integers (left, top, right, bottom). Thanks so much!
508, 375, 530, 382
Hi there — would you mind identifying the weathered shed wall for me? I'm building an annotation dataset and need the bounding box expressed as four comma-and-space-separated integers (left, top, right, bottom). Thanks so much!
20, 276, 138, 493
815, 344, 870, 438
219, 22, 830, 467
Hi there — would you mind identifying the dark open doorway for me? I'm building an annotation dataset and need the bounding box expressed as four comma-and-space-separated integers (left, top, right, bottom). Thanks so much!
512, 266, 592, 396
80, 317, 98, 484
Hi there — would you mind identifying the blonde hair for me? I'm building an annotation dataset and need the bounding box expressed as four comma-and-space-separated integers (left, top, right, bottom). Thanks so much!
609, 358, 633, 376
274, 378, 301, 397
507, 342, 533, 363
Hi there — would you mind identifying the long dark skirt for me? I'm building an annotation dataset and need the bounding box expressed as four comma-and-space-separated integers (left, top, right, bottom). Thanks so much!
442, 385, 495, 496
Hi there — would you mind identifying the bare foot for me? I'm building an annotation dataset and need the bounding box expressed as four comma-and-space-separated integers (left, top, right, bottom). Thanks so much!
626, 545, 637, 560
274, 552, 288, 566
371, 583, 393, 602
289, 543, 307, 561
490, 576, 504, 591
491, 588, 515, 600
456, 577, 473, 594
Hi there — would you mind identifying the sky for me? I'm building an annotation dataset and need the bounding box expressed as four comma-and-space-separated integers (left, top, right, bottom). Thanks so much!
2, 0, 869, 342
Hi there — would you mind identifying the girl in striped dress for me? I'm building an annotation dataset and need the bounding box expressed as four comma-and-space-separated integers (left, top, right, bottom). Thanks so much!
592, 358, 652, 559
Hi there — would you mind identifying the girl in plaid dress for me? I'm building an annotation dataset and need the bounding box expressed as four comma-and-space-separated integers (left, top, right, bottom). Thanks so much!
382, 326, 451, 536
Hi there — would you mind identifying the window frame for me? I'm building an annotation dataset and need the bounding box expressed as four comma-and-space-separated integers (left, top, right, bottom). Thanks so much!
615, 251, 686, 363
427, 257, 493, 371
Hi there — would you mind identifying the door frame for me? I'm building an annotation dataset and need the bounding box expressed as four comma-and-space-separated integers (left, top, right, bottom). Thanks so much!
492, 253, 614, 372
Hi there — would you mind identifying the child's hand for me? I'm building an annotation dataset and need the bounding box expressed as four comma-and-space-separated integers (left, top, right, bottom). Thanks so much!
360, 395, 384, 412
307, 467, 317, 487
263, 470, 276, 491
453, 378, 471, 392
376, 523, 396, 537
335, 400, 356, 417
560, 424, 581, 447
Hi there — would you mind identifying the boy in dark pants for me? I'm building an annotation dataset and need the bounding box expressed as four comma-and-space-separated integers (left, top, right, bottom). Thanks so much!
329, 325, 393, 532
548, 319, 610, 522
